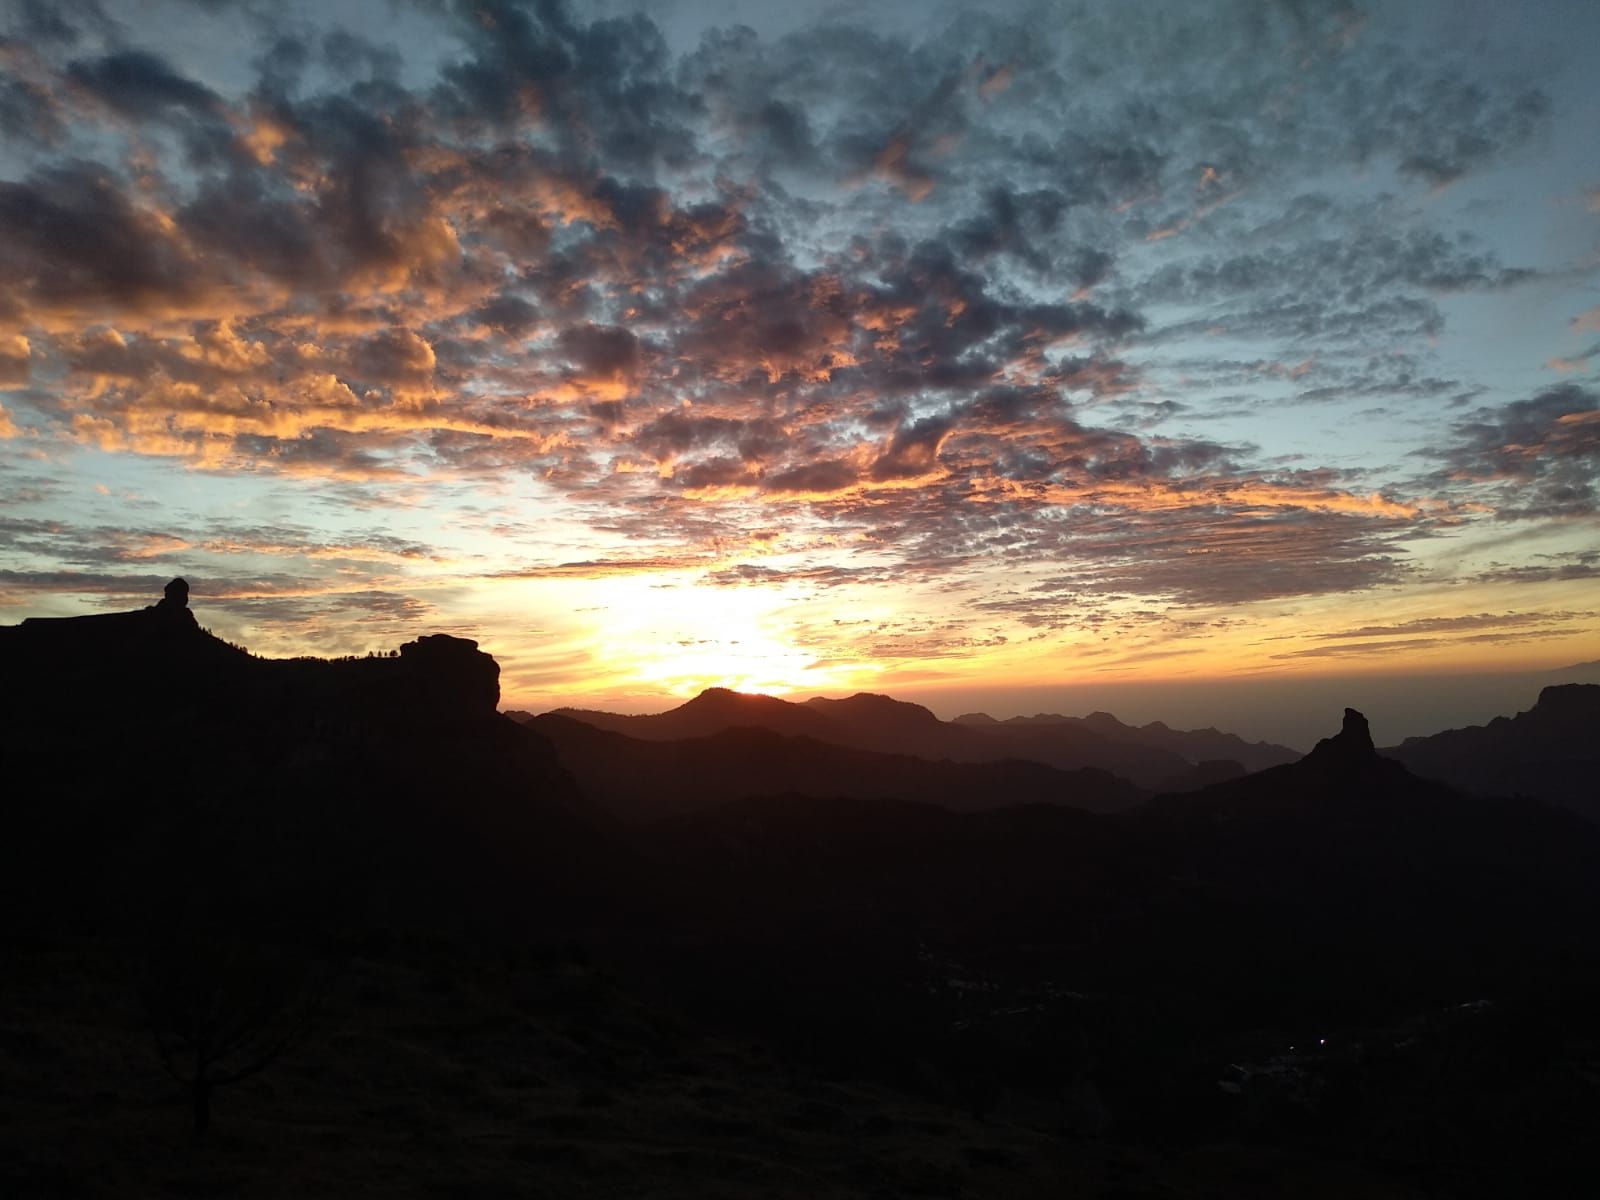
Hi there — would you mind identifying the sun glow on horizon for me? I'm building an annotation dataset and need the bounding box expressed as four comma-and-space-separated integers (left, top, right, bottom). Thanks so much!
541, 571, 883, 700
3, 1, 1597, 743
474, 557, 1600, 718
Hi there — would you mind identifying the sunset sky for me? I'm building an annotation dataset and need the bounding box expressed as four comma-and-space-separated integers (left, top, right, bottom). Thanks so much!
2, 0, 1597, 744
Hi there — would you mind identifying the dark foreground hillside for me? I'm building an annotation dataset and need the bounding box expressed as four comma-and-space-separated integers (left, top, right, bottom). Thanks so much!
5, 587, 1600, 1197
527, 713, 1145, 820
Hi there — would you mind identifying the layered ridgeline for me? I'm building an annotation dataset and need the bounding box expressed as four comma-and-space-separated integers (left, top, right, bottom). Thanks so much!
1382, 684, 1600, 821
526, 714, 1144, 822
952, 708, 1299, 775
8, 585, 1600, 1193
649, 704, 1600, 988
628, 703, 1600, 1185
536, 687, 1298, 800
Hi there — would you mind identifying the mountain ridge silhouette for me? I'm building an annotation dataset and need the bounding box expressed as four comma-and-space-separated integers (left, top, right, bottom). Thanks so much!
1382, 683, 1600, 821
8, 583, 1600, 1194
953, 708, 1299, 773
543, 686, 1298, 787
529, 712, 1146, 822
0, 581, 617, 941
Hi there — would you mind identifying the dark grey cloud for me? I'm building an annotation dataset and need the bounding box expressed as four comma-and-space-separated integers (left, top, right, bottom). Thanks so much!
700, 561, 898, 589
471, 292, 538, 334
66, 48, 220, 117
0, 72, 66, 146
230, 429, 404, 480
1142, 228, 1531, 306
0, 567, 174, 597
1385, 74, 1550, 189
1129, 224, 1532, 367
1426, 384, 1600, 519
2, 0, 120, 47
347, 328, 436, 387
1272, 628, 1575, 660
0, 161, 210, 315
1477, 550, 1600, 585
763, 458, 856, 494
871, 412, 955, 481
557, 323, 641, 386
207, 588, 435, 633
435, 0, 699, 172
1311, 610, 1593, 640
971, 504, 1412, 608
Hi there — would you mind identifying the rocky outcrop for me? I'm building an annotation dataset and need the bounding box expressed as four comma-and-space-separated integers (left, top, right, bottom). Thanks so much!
1, 582, 502, 726
397, 633, 500, 720
1146, 706, 1433, 821
154, 576, 191, 614
1, 581, 604, 941
1303, 707, 1375, 773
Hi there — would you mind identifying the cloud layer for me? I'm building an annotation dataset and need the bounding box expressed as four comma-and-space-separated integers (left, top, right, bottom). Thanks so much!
1, 0, 1597, 691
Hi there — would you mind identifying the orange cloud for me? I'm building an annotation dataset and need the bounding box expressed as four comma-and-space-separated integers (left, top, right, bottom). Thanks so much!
978, 63, 1014, 100
870, 133, 935, 202
491, 554, 716, 579
236, 110, 292, 166
1546, 351, 1592, 374
0, 334, 31, 384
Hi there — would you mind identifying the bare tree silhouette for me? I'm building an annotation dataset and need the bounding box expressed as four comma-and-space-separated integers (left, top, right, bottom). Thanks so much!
140, 915, 337, 1138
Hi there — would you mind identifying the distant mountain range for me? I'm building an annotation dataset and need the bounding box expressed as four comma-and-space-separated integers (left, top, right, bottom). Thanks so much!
953, 708, 1299, 774
541, 687, 1299, 791
639, 702, 1600, 1048
1382, 684, 1600, 822
8, 583, 1600, 1192
527, 713, 1144, 823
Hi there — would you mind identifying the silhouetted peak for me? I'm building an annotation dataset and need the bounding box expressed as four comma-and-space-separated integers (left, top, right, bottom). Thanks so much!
1005, 712, 1070, 725
1340, 706, 1374, 748
400, 632, 481, 659
144, 576, 198, 629
805, 692, 940, 724
7, 580, 205, 652
1534, 683, 1600, 715
684, 686, 771, 711
399, 633, 499, 716
1304, 707, 1376, 770
951, 712, 998, 725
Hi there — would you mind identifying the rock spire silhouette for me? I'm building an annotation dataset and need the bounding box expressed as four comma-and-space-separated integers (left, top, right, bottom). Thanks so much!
1303, 707, 1377, 775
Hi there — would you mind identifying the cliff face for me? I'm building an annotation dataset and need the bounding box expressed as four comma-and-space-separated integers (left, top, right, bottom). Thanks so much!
0, 586, 500, 731
397, 634, 500, 721
0, 583, 600, 940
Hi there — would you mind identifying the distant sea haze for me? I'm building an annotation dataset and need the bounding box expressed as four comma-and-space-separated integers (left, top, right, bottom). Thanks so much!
872, 662, 1600, 751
